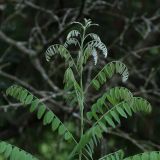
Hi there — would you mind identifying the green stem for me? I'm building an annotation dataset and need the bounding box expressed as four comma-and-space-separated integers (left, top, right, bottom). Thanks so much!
79, 27, 86, 160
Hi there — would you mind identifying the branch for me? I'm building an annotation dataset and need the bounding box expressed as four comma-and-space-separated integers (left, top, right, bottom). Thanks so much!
0, 31, 36, 56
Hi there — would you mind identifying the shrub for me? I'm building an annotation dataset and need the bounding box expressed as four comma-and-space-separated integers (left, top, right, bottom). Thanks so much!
1, 19, 158, 160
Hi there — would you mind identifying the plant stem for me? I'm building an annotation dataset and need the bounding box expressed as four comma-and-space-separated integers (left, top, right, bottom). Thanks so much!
79, 27, 86, 160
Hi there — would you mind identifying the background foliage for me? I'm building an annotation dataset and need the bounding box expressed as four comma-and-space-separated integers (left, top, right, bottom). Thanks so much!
0, 0, 160, 159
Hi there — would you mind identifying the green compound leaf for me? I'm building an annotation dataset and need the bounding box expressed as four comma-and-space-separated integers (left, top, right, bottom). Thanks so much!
0, 141, 38, 160
91, 61, 129, 90
124, 151, 160, 160
6, 85, 75, 142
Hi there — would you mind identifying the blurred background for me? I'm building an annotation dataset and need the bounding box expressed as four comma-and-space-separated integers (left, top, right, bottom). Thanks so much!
0, 0, 160, 160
